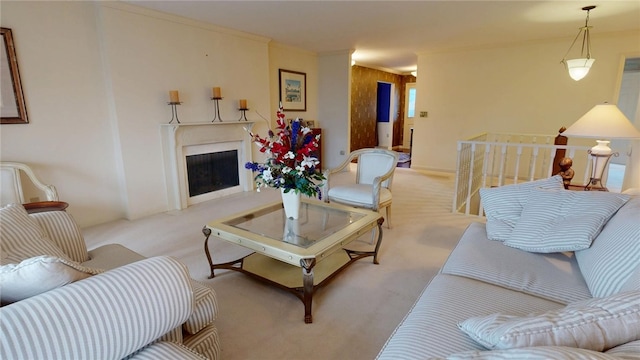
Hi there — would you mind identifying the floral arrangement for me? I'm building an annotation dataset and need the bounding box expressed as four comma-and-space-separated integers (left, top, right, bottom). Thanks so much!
245, 105, 325, 199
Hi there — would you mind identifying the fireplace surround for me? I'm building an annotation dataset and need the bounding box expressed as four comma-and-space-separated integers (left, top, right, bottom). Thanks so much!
161, 122, 255, 210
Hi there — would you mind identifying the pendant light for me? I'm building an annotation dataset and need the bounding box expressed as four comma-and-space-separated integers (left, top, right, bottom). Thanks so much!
561, 6, 596, 81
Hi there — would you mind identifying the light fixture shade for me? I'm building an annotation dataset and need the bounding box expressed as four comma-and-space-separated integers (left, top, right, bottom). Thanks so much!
563, 104, 640, 139
566, 58, 595, 81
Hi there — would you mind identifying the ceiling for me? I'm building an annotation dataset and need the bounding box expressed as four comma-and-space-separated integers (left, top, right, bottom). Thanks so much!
127, 1, 640, 74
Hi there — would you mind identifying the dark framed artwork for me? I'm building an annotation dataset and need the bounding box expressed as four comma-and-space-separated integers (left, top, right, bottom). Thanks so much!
1, 27, 28, 124
279, 69, 306, 111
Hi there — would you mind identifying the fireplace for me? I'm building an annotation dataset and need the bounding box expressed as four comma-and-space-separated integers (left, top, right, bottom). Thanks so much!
161, 122, 255, 210
186, 150, 239, 197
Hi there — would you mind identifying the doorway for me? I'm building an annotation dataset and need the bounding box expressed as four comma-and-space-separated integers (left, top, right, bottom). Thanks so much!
404, 83, 416, 155
376, 82, 394, 149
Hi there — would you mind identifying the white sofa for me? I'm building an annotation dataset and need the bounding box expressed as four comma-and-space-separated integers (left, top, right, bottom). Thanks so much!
0, 204, 220, 359
377, 176, 640, 359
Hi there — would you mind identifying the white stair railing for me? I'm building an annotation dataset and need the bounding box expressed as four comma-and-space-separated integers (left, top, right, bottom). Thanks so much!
453, 133, 593, 215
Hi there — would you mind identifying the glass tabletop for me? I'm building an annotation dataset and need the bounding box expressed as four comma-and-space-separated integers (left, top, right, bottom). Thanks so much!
224, 201, 366, 249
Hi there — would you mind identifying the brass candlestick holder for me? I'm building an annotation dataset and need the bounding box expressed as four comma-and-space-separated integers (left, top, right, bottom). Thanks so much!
211, 97, 223, 122
168, 102, 182, 124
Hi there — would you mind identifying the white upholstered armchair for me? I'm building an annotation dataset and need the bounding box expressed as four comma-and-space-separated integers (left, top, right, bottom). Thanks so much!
322, 148, 399, 228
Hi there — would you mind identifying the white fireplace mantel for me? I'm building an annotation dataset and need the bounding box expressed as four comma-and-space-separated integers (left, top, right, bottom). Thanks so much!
160, 122, 255, 211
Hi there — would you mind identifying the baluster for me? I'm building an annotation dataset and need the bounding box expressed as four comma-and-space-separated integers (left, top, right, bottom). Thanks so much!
498, 145, 508, 186
465, 143, 477, 215
548, 147, 558, 178
453, 142, 462, 213
529, 147, 539, 181
513, 145, 523, 184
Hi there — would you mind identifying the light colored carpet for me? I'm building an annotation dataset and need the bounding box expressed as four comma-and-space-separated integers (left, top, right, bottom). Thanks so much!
83, 166, 483, 360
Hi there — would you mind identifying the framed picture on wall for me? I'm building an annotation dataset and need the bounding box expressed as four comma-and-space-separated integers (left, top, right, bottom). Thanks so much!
279, 69, 306, 112
1, 28, 29, 124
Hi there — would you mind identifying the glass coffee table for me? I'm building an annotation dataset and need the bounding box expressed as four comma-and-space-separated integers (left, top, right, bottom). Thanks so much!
203, 199, 384, 323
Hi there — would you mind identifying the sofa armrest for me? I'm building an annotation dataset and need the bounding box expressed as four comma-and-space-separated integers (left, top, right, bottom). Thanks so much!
0, 256, 195, 360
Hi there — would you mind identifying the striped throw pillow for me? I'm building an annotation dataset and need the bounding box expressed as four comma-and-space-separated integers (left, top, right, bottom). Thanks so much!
576, 196, 640, 297
504, 189, 629, 253
30, 211, 90, 263
457, 290, 640, 351
479, 176, 564, 241
0, 204, 69, 264
445, 346, 619, 359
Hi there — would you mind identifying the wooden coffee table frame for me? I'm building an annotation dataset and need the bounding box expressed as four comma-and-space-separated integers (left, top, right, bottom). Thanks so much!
203, 200, 383, 324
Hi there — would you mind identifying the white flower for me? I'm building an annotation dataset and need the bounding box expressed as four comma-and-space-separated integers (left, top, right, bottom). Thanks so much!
262, 169, 273, 181
282, 166, 293, 174
284, 151, 295, 160
301, 156, 318, 168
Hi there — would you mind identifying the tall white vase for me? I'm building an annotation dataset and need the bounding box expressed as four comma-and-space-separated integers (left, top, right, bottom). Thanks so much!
280, 188, 301, 219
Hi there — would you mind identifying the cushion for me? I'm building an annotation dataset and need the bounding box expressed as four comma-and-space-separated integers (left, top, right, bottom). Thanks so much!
0, 204, 69, 264
479, 176, 564, 241
328, 184, 392, 208
444, 346, 620, 360
183, 280, 218, 334
457, 290, 640, 351
622, 266, 640, 293
606, 340, 640, 359
127, 341, 207, 359
183, 324, 221, 360
441, 222, 591, 304
504, 189, 630, 253
0, 255, 103, 305
30, 211, 90, 262
576, 196, 640, 297
375, 274, 563, 360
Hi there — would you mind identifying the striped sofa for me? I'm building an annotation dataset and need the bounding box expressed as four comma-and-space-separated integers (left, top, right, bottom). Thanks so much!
0, 205, 220, 359
377, 186, 640, 359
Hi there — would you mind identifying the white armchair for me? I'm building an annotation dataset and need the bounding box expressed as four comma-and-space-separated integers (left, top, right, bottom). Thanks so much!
323, 148, 399, 228
0, 162, 58, 206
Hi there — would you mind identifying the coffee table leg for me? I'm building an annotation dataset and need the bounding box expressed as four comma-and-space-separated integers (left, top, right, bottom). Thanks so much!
300, 258, 316, 324
373, 218, 384, 265
203, 226, 216, 279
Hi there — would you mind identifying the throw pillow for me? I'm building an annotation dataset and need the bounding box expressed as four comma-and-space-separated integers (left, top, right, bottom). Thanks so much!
479, 176, 564, 241
0, 255, 103, 305
605, 340, 640, 358
444, 346, 619, 360
30, 211, 90, 263
0, 204, 70, 264
504, 189, 629, 253
576, 196, 640, 297
457, 290, 640, 351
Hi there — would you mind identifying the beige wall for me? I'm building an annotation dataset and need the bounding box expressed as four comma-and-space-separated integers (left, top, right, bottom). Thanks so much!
1, 2, 123, 226
318, 51, 353, 169
1, 2, 319, 227
412, 31, 640, 173
268, 43, 318, 126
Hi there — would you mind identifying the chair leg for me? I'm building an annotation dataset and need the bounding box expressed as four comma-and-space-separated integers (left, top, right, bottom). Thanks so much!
385, 206, 391, 229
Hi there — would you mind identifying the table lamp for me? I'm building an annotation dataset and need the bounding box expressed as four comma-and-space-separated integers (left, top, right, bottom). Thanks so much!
563, 103, 640, 190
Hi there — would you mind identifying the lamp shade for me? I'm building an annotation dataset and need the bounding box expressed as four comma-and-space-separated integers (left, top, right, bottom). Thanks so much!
566, 58, 595, 81
563, 104, 640, 139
